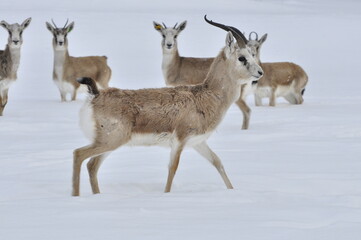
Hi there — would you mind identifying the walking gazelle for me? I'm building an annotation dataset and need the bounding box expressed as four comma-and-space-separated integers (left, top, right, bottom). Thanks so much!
72, 17, 263, 196
153, 18, 253, 130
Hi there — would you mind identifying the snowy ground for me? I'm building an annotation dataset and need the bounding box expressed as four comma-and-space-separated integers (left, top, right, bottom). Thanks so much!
1, 0, 361, 239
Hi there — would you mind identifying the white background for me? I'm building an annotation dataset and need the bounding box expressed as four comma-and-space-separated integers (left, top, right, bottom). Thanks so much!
0, 0, 361, 239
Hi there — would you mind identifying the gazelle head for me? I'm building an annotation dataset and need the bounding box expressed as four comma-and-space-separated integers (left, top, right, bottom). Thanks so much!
46, 19, 74, 51
204, 15, 263, 84
246, 31, 267, 64
0, 18, 31, 49
153, 21, 187, 52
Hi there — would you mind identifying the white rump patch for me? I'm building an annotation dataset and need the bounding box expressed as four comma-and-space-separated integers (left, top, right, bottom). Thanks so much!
79, 99, 96, 141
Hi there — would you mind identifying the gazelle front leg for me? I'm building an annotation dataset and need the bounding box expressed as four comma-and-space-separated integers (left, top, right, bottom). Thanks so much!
235, 97, 251, 130
60, 90, 67, 102
193, 141, 233, 189
255, 92, 263, 106
71, 88, 77, 101
0, 95, 4, 116
0, 89, 9, 116
269, 87, 276, 106
164, 142, 185, 193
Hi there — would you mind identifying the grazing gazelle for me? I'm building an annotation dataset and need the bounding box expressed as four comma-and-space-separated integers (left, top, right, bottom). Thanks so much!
46, 20, 112, 102
72, 18, 263, 196
153, 19, 253, 130
246, 31, 308, 106
0, 18, 31, 116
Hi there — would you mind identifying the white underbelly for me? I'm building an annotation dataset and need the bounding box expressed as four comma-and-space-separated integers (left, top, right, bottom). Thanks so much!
127, 132, 212, 148
275, 85, 292, 97
255, 86, 272, 98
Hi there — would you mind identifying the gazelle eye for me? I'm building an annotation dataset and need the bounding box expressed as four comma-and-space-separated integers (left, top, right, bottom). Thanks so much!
162, 34, 165, 38
174, 35, 178, 39
238, 56, 246, 62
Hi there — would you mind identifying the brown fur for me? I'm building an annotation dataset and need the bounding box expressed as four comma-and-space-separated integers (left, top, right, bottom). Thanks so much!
55, 53, 111, 90
256, 62, 308, 106
72, 34, 263, 196
164, 50, 214, 86
156, 22, 252, 130
0, 47, 13, 80
47, 21, 112, 101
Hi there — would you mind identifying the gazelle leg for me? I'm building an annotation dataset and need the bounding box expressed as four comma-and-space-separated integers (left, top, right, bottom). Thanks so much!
72, 144, 114, 196
60, 91, 67, 102
255, 93, 262, 106
284, 93, 297, 104
193, 141, 233, 189
235, 97, 251, 130
164, 143, 185, 193
71, 89, 77, 101
0, 89, 9, 116
87, 153, 109, 194
269, 88, 276, 106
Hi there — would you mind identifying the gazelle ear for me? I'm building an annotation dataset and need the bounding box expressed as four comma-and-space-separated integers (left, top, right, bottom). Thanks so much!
21, 17, 32, 29
225, 31, 236, 57
45, 22, 54, 32
259, 33, 268, 45
67, 22, 74, 33
0, 20, 9, 29
177, 21, 187, 31
153, 21, 163, 32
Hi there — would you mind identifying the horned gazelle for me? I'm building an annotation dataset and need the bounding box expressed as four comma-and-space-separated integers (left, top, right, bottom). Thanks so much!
153, 19, 253, 130
72, 17, 263, 196
246, 31, 308, 106
46, 20, 112, 102
0, 18, 31, 116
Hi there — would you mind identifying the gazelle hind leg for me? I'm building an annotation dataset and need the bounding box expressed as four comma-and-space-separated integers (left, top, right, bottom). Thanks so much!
87, 153, 110, 194
73, 144, 115, 196
193, 141, 233, 189
284, 93, 297, 104
164, 142, 185, 193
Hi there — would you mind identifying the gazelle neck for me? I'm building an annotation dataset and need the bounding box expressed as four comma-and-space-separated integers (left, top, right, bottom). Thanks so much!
161, 47, 180, 82
53, 47, 69, 80
203, 50, 241, 107
7, 45, 21, 79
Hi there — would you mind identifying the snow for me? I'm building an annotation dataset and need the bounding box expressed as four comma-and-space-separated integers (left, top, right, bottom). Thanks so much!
1, 0, 361, 239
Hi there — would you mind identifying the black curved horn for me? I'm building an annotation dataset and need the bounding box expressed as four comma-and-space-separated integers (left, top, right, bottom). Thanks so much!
204, 15, 248, 47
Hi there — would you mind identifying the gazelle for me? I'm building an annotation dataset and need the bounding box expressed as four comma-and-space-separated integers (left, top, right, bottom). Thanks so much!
0, 18, 31, 116
153, 19, 253, 130
247, 31, 308, 106
72, 17, 263, 196
46, 20, 112, 102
